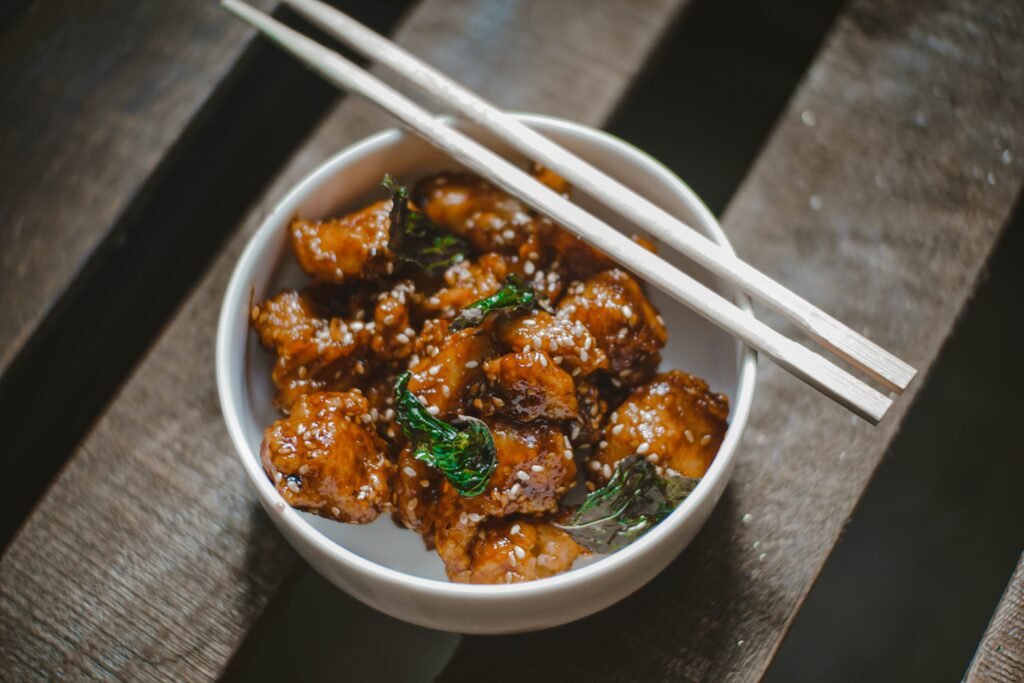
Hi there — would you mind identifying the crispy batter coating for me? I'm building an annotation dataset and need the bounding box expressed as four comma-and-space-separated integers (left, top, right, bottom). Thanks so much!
408, 328, 493, 419
290, 199, 393, 283
461, 517, 586, 584
392, 446, 441, 541
497, 310, 608, 376
558, 268, 667, 387
251, 289, 372, 411
414, 172, 538, 253
372, 280, 418, 360
573, 377, 609, 450
424, 252, 509, 316
261, 391, 393, 523
483, 351, 578, 422
594, 370, 729, 480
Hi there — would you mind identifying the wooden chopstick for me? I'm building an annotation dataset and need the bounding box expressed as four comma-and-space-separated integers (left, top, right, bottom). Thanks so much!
221, 0, 894, 423
281, 0, 916, 395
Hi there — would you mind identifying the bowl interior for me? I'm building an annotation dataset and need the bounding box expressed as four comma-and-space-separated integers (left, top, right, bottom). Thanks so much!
232, 116, 748, 582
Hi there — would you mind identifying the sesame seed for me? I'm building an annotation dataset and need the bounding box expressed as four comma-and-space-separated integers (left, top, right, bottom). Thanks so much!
611, 424, 624, 435
701, 434, 712, 445
514, 545, 526, 559
599, 440, 608, 449
360, 413, 372, 424
531, 464, 545, 473
621, 304, 633, 318
516, 470, 530, 482
465, 360, 479, 369
502, 229, 516, 240
404, 327, 415, 336
637, 442, 650, 454
427, 405, 440, 416
549, 338, 559, 351
579, 348, 589, 362
684, 429, 695, 443
602, 463, 612, 479
286, 479, 300, 493
564, 449, 573, 460
384, 409, 395, 421
395, 333, 411, 344
441, 385, 451, 397
409, 499, 418, 510
469, 512, 484, 522
524, 261, 535, 275
538, 354, 548, 368
646, 454, 659, 463
510, 523, 522, 536
589, 461, 601, 471
523, 344, 532, 354
460, 512, 469, 525
508, 551, 517, 567
403, 467, 417, 477
509, 483, 522, 498
428, 365, 441, 376
383, 314, 395, 325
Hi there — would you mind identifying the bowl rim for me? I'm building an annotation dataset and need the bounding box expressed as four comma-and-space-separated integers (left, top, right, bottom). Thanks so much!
216, 112, 757, 598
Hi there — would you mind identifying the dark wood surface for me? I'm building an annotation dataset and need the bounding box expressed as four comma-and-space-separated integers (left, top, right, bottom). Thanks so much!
967, 555, 1024, 682
439, 0, 1024, 679
0, 0, 686, 678
0, 0, 274, 375
1, 0, 1021, 680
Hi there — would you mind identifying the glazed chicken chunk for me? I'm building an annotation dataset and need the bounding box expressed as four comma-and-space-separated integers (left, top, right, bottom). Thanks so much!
262, 391, 393, 523
251, 289, 372, 411
483, 350, 579, 422
498, 310, 608, 376
593, 370, 729, 481
290, 199, 393, 283
558, 268, 667, 387
408, 327, 493, 419
460, 518, 586, 584
414, 171, 538, 253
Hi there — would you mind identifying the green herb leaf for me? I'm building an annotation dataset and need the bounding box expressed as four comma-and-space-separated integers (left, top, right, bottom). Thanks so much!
393, 371, 497, 496
383, 175, 470, 275
450, 274, 551, 332
556, 455, 699, 553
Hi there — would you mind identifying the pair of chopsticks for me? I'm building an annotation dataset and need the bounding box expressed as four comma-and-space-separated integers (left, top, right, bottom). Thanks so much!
223, 0, 916, 424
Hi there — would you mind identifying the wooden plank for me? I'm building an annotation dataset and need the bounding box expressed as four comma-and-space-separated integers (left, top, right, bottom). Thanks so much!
0, 0, 274, 376
439, 0, 1024, 680
0, 0, 685, 678
967, 554, 1024, 683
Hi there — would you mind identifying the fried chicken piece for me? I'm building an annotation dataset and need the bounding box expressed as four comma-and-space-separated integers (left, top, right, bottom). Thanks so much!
408, 328, 493, 419
251, 289, 373, 411
572, 377, 609, 450
593, 370, 729, 481
558, 268, 667, 387
432, 418, 577, 578
392, 446, 441, 540
290, 199, 393, 283
462, 518, 586, 584
371, 280, 418, 360
483, 350, 578, 422
261, 391, 393, 523
413, 171, 538, 253
422, 253, 510, 316
497, 311, 608, 376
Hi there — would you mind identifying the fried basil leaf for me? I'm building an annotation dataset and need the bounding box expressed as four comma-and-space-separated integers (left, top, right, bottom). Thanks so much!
557, 456, 699, 553
393, 371, 497, 496
382, 175, 469, 275
450, 274, 551, 331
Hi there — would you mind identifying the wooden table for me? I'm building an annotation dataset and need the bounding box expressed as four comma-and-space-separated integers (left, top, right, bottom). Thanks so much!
1, 0, 1022, 679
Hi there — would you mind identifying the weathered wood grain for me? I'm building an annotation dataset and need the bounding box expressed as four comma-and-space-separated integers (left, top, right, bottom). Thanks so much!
438, 0, 1024, 680
0, 0, 685, 678
0, 0, 274, 376
967, 555, 1024, 683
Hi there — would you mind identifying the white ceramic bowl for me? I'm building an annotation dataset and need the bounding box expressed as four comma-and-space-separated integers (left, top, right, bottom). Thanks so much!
217, 114, 756, 634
